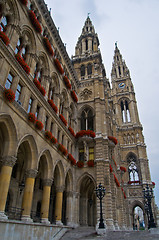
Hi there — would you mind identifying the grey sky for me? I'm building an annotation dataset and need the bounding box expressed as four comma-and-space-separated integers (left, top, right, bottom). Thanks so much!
45, 0, 159, 207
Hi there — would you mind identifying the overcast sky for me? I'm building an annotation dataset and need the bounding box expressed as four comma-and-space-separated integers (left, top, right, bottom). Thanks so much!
45, 0, 159, 207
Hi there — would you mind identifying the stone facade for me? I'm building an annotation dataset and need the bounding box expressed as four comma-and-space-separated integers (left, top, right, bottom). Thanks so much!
0, 0, 157, 238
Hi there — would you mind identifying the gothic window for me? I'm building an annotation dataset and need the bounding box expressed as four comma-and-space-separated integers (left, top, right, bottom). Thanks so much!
118, 66, 121, 76
0, 16, 8, 32
85, 39, 88, 50
48, 86, 55, 100
5, 73, 14, 89
15, 83, 22, 102
27, 97, 33, 113
81, 65, 85, 77
87, 63, 92, 76
121, 99, 131, 123
35, 105, 40, 118
81, 108, 94, 131
128, 161, 139, 184
15, 38, 28, 61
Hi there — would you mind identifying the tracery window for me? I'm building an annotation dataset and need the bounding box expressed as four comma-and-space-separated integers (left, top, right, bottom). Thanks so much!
121, 100, 131, 123
81, 108, 94, 131
128, 162, 139, 184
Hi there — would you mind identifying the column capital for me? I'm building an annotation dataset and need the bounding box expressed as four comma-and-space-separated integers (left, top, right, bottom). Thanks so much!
25, 169, 38, 178
1, 156, 17, 167
56, 185, 65, 192
43, 178, 53, 187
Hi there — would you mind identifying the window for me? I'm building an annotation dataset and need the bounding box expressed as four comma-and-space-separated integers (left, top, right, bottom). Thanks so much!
48, 86, 55, 100
89, 147, 94, 161
128, 162, 139, 184
121, 100, 131, 123
81, 108, 94, 131
35, 105, 40, 118
5, 73, 13, 89
87, 64, 92, 76
85, 39, 88, 50
50, 122, 53, 134
79, 148, 84, 161
27, 97, 33, 113
15, 38, 28, 60
34, 64, 43, 82
81, 65, 85, 77
45, 116, 48, 130
15, 83, 22, 101
57, 130, 60, 143
0, 16, 8, 32
61, 135, 64, 145
15, 39, 21, 54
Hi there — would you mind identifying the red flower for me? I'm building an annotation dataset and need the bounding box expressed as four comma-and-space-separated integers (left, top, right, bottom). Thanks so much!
33, 78, 41, 89
51, 136, 57, 144
109, 164, 113, 173
40, 86, 46, 96
108, 136, 118, 145
120, 166, 127, 172
54, 58, 64, 75
15, 53, 30, 74
63, 76, 71, 90
128, 180, 140, 184
35, 120, 43, 131
48, 99, 58, 113
87, 160, 94, 167
29, 10, 42, 34
3, 88, 15, 102
71, 90, 78, 103
45, 131, 52, 140
0, 30, 10, 46
76, 161, 84, 168
28, 112, 36, 123
76, 130, 96, 138
68, 126, 76, 137
58, 143, 68, 156
113, 173, 120, 187
43, 37, 54, 56
68, 154, 76, 165
59, 114, 67, 126
152, 182, 155, 186
19, 0, 28, 5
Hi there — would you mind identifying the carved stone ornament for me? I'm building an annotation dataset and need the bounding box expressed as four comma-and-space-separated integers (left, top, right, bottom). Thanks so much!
80, 88, 92, 100
25, 169, 38, 178
1, 156, 17, 167
129, 189, 142, 197
43, 178, 53, 186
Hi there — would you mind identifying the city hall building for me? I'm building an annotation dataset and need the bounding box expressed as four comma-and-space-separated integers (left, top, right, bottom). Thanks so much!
0, 0, 157, 238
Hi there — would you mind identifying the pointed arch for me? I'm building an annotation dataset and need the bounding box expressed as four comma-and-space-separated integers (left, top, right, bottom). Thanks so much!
37, 149, 53, 179
53, 160, 65, 187
65, 169, 73, 191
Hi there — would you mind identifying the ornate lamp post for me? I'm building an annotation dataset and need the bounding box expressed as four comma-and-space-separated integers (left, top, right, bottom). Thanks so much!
143, 184, 156, 229
95, 183, 106, 229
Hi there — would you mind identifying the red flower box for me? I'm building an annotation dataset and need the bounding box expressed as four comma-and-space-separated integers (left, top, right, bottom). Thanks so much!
109, 164, 113, 173
59, 114, 67, 126
58, 143, 68, 156
54, 58, 64, 75
28, 112, 36, 123
87, 160, 94, 167
45, 131, 52, 140
71, 90, 78, 103
114, 173, 120, 187
120, 166, 126, 172
76, 161, 84, 168
128, 180, 140, 184
35, 120, 43, 131
3, 88, 15, 102
15, 53, 30, 74
48, 99, 58, 113
51, 136, 57, 144
68, 154, 76, 165
43, 37, 54, 56
29, 10, 42, 34
0, 30, 10, 46
152, 182, 155, 186
108, 136, 118, 145
68, 126, 75, 137
40, 86, 46, 96
76, 130, 96, 138
63, 76, 71, 90
19, 0, 28, 5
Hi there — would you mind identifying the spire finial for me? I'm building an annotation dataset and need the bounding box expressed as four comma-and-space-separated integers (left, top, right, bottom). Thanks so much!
115, 41, 118, 48
87, 12, 90, 18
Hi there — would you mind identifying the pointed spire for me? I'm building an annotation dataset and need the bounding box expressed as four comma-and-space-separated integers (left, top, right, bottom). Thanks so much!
111, 43, 130, 79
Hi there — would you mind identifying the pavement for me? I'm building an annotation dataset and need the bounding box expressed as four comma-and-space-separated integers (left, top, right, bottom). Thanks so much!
60, 226, 159, 240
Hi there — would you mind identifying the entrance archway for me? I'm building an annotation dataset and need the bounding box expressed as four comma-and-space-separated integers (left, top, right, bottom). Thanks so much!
132, 203, 146, 230
79, 175, 96, 226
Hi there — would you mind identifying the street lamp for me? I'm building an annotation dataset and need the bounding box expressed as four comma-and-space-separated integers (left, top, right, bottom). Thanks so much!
143, 184, 156, 229
95, 183, 106, 229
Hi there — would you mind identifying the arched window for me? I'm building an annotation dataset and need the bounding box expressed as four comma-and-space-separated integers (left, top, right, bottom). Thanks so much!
81, 65, 85, 77
15, 38, 28, 61
87, 64, 92, 76
128, 162, 139, 184
81, 108, 94, 131
85, 39, 88, 50
120, 99, 131, 123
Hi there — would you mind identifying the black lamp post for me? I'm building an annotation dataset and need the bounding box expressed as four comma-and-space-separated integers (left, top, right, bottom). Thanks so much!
143, 184, 156, 229
95, 183, 106, 229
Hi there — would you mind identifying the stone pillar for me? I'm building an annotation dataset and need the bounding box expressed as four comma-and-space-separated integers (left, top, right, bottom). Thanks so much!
66, 191, 73, 226
55, 186, 64, 225
41, 179, 53, 224
21, 169, 37, 222
0, 156, 16, 219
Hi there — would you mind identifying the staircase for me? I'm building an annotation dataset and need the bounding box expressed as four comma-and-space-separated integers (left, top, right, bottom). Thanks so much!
60, 226, 96, 239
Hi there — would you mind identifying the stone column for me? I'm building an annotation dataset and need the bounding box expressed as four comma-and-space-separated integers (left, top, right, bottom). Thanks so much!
21, 169, 37, 222
66, 191, 73, 226
41, 179, 53, 224
55, 186, 64, 225
0, 156, 16, 219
